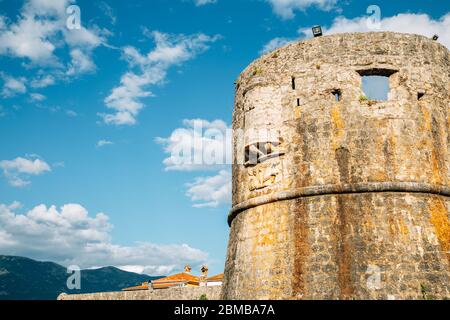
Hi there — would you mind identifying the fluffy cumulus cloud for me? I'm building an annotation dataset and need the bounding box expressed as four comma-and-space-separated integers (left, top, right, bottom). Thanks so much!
1, 74, 27, 97
266, 0, 337, 19
186, 170, 231, 208
30, 75, 56, 89
0, 0, 107, 96
194, 0, 217, 6
0, 156, 51, 187
29, 93, 47, 102
260, 37, 294, 54
158, 119, 232, 208
156, 119, 231, 172
0, 202, 208, 275
101, 31, 220, 126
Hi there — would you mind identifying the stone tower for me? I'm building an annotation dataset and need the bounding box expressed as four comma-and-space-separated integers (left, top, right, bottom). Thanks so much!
222, 32, 450, 300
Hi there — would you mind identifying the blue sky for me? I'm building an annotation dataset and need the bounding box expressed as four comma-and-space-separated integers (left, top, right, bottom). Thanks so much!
0, 0, 448, 277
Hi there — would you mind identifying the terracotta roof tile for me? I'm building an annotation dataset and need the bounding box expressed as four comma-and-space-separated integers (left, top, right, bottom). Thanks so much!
122, 283, 149, 291
152, 272, 199, 283
207, 273, 224, 281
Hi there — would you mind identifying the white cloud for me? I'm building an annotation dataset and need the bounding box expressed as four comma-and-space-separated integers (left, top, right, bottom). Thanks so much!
260, 37, 294, 54
97, 140, 114, 148
298, 12, 450, 49
266, 0, 337, 19
194, 0, 217, 6
29, 93, 47, 102
186, 170, 231, 208
0, 202, 208, 276
156, 119, 231, 171
1, 74, 27, 97
30, 75, 56, 88
118, 265, 177, 276
65, 110, 78, 117
0, 0, 107, 93
0, 156, 51, 188
101, 31, 220, 125
66, 48, 97, 76
158, 119, 232, 208
0, 10, 59, 64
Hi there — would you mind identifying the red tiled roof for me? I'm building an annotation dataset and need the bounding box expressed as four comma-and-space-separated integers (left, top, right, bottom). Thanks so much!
152, 272, 199, 283
207, 273, 224, 281
122, 283, 149, 291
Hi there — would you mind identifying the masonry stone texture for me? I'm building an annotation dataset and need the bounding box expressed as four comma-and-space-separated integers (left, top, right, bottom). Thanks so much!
221, 32, 450, 300
58, 286, 221, 300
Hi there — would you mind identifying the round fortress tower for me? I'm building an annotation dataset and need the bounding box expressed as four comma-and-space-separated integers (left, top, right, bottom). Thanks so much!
222, 32, 450, 300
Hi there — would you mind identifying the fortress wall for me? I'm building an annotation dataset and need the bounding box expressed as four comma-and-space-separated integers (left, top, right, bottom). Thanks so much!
58, 286, 222, 301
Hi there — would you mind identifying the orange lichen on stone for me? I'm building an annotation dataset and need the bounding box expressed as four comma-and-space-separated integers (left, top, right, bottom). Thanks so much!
447, 113, 450, 130
331, 105, 345, 132
331, 105, 345, 152
294, 107, 302, 119
398, 219, 409, 236
421, 106, 432, 131
431, 150, 443, 185
429, 198, 450, 263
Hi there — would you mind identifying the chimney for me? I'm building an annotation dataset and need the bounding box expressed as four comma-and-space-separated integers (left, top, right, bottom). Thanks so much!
200, 265, 209, 286
201, 265, 209, 278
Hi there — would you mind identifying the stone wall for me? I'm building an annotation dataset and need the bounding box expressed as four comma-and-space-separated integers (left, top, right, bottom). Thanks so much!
222, 32, 450, 300
58, 286, 222, 301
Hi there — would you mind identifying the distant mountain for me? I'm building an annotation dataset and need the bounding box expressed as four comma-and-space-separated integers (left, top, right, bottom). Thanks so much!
0, 255, 162, 300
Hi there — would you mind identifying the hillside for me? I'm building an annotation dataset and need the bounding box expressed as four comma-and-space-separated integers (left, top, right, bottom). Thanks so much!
0, 255, 161, 300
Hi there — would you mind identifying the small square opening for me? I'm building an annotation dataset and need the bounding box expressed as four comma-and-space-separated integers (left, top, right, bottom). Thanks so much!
361, 76, 390, 101
357, 68, 398, 102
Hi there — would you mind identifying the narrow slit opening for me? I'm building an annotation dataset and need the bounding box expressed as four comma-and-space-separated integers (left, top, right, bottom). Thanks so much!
332, 89, 342, 102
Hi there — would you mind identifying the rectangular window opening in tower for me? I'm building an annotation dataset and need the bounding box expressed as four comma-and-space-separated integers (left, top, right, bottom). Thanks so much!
357, 68, 398, 102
